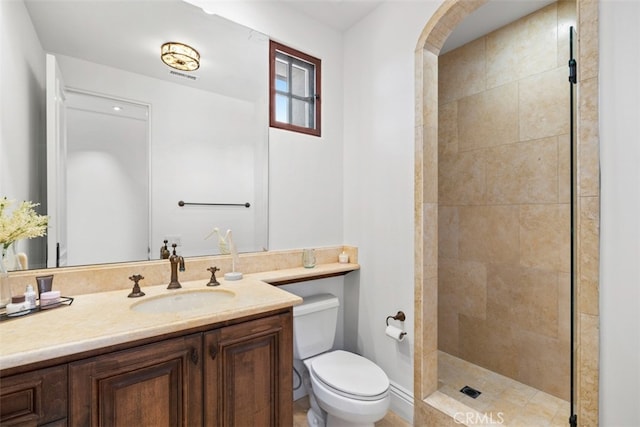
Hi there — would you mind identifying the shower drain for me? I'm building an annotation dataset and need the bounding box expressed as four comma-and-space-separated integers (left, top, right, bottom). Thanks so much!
460, 385, 482, 399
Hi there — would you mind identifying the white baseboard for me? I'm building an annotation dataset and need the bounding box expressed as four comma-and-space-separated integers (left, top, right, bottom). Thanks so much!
389, 381, 414, 424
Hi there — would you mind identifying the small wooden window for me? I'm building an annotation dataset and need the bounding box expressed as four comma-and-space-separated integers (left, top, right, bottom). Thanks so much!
270, 41, 321, 137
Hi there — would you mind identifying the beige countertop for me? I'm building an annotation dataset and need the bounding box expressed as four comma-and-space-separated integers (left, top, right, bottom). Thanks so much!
0, 262, 358, 371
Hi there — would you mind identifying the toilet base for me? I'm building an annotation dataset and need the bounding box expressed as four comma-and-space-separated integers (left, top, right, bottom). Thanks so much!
307, 408, 325, 427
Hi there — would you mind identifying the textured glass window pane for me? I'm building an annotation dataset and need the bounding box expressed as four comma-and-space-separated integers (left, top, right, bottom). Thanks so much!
275, 59, 288, 91
276, 94, 289, 123
291, 64, 309, 97
292, 99, 310, 128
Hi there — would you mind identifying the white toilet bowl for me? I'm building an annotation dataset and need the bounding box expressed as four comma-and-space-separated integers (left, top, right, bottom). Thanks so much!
292, 294, 391, 427
304, 350, 390, 427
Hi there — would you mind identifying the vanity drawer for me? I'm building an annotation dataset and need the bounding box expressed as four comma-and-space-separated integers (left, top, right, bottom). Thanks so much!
0, 365, 67, 426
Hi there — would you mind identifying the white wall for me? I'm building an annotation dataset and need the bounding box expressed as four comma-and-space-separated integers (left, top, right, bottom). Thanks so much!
343, 1, 440, 420
599, 1, 640, 426
0, 0, 47, 268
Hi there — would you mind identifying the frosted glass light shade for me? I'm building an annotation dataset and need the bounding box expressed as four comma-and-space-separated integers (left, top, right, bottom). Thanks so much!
161, 42, 200, 71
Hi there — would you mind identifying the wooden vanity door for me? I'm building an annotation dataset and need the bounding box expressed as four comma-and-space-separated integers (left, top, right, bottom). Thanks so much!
204, 312, 293, 427
68, 334, 202, 427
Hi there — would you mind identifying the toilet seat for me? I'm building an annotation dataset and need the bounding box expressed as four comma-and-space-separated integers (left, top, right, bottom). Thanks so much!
309, 350, 390, 401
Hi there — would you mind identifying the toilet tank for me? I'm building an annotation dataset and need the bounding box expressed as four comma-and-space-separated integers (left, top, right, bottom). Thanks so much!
292, 294, 339, 360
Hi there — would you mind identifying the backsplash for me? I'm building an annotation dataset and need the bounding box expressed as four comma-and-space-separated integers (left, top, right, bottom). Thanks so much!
4, 246, 358, 297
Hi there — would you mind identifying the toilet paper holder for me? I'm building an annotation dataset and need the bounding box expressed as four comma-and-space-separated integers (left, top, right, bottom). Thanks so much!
385, 311, 407, 340
385, 311, 406, 326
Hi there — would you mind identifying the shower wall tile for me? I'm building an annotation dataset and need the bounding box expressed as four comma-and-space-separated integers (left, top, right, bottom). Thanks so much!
458, 205, 520, 264
458, 315, 518, 380
437, 206, 458, 259
519, 204, 571, 273
423, 125, 439, 203
423, 275, 439, 353
457, 82, 518, 151
514, 330, 570, 400
558, 272, 572, 341
485, 21, 520, 89
558, 133, 571, 203
438, 150, 485, 205
437, 101, 458, 157
578, 313, 599, 426
578, 196, 599, 316
423, 203, 439, 279
415, 397, 459, 427
485, 137, 558, 204
577, 77, 599, 197
516, 3, 559, 80
485, 4, 558, 88
415, 124, 424, 208
519, 67, 570, 141
436, 2, 578, 402
437, 299, 458, 355
414, 266, 424, 398
438, 37, 485, 104
421, 52, 439, 129
577, 0, 599, 81
439, 258, 487, 320
487, 264, 559, 338
557, 0, 577, 68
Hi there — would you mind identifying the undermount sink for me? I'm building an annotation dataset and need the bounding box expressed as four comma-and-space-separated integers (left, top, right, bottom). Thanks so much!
130, 289, 236, 314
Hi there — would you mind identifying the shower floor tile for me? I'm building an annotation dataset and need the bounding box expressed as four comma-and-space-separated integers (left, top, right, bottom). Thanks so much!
438, 351, 570, 427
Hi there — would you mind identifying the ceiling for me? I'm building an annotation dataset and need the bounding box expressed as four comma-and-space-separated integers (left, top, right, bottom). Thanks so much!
441, 0, 557, 53
282, 0, 556, 52
283, 0, 384, 32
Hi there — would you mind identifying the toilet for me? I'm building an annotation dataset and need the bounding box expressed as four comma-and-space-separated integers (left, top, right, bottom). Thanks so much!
293, 294, 390, 427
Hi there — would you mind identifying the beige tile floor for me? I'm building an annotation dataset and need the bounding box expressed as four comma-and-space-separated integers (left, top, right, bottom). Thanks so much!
438, 351, 570, 426
293, 395, 411, 427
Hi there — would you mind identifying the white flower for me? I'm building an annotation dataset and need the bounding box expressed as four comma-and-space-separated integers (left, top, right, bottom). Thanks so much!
0, 197, 48, 250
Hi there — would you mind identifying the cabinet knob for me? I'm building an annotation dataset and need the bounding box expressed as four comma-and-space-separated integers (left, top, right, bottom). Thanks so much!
190, 348, 199, 365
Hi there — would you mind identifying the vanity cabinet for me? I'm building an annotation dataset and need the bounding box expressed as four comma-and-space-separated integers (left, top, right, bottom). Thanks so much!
0, 365, 67, 426
204, 313, 293, 426
22, 310, 295, 427
69, 334, 203, 426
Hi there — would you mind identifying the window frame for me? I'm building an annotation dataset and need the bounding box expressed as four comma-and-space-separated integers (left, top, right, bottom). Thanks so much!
269, 40, 321, 137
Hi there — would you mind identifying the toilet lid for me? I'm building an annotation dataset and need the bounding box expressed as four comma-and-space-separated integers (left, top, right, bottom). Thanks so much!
311, 350, 389, 398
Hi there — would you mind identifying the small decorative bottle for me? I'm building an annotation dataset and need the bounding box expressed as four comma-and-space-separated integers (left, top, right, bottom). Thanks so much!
24, 284, 37, 309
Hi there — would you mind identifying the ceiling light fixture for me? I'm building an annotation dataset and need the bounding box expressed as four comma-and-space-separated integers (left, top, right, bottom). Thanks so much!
161, 42, 200, 72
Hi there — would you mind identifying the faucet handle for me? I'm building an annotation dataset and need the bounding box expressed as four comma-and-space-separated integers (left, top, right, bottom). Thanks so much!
128, 274, 146, 298
206, 266, 220, 287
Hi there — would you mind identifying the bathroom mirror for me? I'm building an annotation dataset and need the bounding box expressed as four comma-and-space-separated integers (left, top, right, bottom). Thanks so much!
4, 0, 269, 270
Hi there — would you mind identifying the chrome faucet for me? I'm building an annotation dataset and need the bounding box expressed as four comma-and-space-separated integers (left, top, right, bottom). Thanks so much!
167, 243, 185, 289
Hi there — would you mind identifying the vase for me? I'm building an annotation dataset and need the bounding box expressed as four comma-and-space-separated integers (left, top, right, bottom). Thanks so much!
1, 244, 15, 308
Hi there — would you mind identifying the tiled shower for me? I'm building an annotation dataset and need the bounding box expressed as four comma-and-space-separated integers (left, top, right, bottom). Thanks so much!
436, 0, 575, 408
